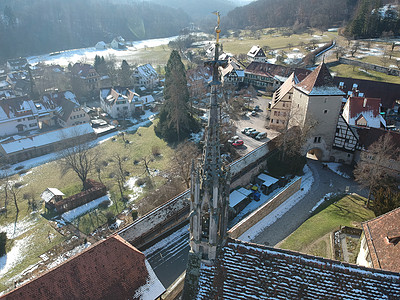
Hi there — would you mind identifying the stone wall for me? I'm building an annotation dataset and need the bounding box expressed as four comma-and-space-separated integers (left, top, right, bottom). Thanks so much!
228, 177, 302, 239
339, 58, 400, 76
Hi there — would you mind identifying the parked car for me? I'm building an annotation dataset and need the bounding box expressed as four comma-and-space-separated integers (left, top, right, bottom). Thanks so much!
228, 136, 240, 143
251, 111, 257, 116
241, 127, 253, 134
255, 132, 267, 140
250, 131, 260, 138
254, 105, 260, 111
232, 140, 244, 147
245, 128, 256, 136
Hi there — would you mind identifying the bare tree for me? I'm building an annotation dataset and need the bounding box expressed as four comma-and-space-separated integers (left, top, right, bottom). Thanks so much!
354, 133, 399, 206
113, 154, 128, 201
170, 142, 201, 188
59, 138, 98, 190
350, 41, 360, 57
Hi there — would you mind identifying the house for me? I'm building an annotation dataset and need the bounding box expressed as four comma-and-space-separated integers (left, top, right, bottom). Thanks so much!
244, 62, 309, 92
131, 63, 159, 90
342, 96, 386, 129
6, 58, 28, 72
111, 37, 126, 49
357, 207, 400, 272
247, 45, 266, 62
1, 235, 165, 300
100, 87, 143, 119
140, 94, 155, 109
95, 41, 107, 50
0, 123, 96, 163
43, 180, 106, 213
193, 238, 400, 299
70, 63, 100, 91
220, 57, 245, 85
41, 91, 90, 127
0, 96, 52, 136
269, 71, 308, 129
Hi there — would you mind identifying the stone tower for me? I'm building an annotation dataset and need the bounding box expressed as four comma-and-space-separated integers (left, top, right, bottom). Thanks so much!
182, 12, 230, 299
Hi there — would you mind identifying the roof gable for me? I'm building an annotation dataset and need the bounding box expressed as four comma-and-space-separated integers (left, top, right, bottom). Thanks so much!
2, 235, 165, 299
296, 63, 344, 96
196, 238, 400, 299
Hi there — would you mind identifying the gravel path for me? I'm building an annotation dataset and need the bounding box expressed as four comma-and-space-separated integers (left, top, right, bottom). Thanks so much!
251, 159, 367, 246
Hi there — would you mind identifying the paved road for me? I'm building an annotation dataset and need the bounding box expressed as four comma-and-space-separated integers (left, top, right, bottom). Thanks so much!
251, 159, 367, 246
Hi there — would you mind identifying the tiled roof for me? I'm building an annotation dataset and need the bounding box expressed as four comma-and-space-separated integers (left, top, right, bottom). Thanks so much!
245, 62, 294, 78
296, 63, 344, 96
362, 207, 400, 272
347, 97, 381, 119
71, 63, 98, 78
1, 235, 165, 300
334, 76, 400, 110
356, 127, 400, 150
196, 238, 400, 299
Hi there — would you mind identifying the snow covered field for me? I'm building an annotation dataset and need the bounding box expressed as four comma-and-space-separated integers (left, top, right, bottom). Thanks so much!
27, 36, 178, 67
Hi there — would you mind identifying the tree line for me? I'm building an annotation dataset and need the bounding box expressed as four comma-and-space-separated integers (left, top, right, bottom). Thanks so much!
0, 0, 190, 60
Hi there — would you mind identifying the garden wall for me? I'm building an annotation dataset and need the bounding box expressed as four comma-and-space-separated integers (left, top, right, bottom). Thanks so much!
339, 57, 400, 76
228, 177, 302, 239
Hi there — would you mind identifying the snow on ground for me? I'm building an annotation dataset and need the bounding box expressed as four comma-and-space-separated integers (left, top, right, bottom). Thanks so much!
0, 235, 32, 278
0, 217, 38, 239
189, 128, 204, 143
27, 36, 178, 67
284, 51, 304, 64
143, 224, 189, 256
326, 163, 351, 179
238, 165, 314, 242
61, 195, 110, 223
309, 192, 334, 213
124, 177, 143, 202
46, 242, 91, 270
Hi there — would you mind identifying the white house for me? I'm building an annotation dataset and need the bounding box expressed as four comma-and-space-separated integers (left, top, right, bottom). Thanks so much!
247, 45, 266, 63
342, 96, 386, 129
100, 87, 143, 119
131, 64, 159, 90
95, 41, 107, 50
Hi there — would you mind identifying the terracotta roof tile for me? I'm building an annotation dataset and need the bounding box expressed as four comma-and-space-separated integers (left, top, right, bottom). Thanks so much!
1, 235, 165, 300
196, 238, 400, 299
362, 207, 400, 272
356, 127, 400, 150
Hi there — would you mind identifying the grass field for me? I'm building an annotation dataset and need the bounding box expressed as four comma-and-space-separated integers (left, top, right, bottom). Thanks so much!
330, 63, 400, 84
278, 194, 375, 259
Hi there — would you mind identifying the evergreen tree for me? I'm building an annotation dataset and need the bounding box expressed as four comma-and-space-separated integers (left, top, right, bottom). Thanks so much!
155, 50, 199, 143
119, 60, 132, 87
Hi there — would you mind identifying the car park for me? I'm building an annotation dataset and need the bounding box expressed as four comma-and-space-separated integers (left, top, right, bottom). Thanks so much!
232, 140, 244, 147
255, 132, 267, 140
228, 136, 240, 143
241, 127, 253, 134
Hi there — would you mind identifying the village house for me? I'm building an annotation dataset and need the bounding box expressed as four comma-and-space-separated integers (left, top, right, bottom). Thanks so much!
0, 96, 52, 136
0, 235, 165, 300
70, 63, 101, 91
0, 123, 96, 163
342, 96, 386, 129
100, 87, 143, 119
357, 206, 400, 273
111, 36, 126, 49
95, 41, 107, 50
131, 63, 159, 90
41, 91, 90, 128
247, 45, 266, 62
6, 58, 28, 72
220, 57, 245, 85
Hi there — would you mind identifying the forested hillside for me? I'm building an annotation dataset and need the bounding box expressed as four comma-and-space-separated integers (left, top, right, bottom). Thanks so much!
0, 0, 190, 60
223, 0, 359, 30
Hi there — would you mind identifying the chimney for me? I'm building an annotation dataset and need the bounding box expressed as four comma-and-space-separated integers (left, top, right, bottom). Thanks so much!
363, 98, 367, 108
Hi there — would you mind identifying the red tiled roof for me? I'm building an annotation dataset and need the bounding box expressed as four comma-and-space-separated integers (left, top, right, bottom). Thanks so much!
334, 76, 400, 110
196, 238, 400, 299
347, 96, 381, 119
362, 207, 400, 272
1, 235, 165, 300
245, 62, 307, 78
296, 62, 335, 93
356, 127, 400, 150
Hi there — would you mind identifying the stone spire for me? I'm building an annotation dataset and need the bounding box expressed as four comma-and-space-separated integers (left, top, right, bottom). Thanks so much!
182, 12, 231, 299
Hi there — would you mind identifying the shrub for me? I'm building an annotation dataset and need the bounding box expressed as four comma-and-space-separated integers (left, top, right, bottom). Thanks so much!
106, 212, 116, 226
14, 165, 24, 171
152, 145, 161, 157
99, 200, 111, 209
132, 210, 138, 221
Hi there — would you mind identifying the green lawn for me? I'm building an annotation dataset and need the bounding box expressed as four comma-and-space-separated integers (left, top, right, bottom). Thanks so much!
278, 194, 375, 258
330, 64, 400, 84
